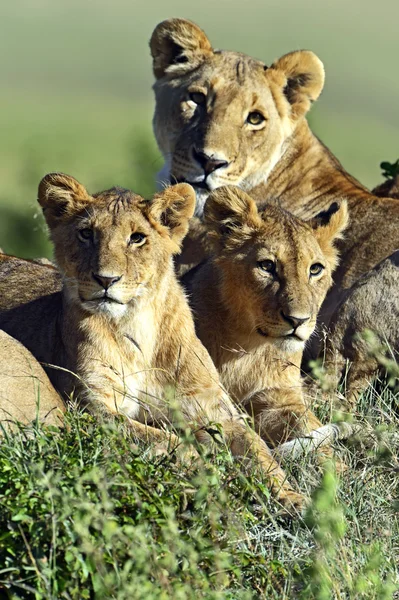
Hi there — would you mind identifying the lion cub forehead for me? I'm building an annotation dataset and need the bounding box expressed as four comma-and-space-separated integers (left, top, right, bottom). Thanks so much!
256, 206, 316, 249
92, 187, 145, 212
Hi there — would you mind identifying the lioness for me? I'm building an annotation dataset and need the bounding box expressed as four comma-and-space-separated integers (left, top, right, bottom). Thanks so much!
186, 185, 351, 453
0, 329, 64, 430
150, 18, 399, 320
372, 175, 399, 200
324, 250, 399, 405
0, 173, 303, 508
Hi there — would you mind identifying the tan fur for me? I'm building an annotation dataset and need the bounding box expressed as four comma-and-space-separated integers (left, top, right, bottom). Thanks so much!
0, 330, 64, 430
0, 173, 305, 509
325, 250, 399, 405
150, 18, 399, 326
187, 186, 348, 448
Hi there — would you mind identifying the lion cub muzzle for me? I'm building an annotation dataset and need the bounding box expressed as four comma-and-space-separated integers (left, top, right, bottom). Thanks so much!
91, 273, 122, 290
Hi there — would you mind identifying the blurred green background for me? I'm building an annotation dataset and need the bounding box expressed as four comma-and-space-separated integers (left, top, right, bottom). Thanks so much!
1, 0, 398, 258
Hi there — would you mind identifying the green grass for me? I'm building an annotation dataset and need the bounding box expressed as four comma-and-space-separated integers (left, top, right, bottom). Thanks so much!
0, 382, 398, 599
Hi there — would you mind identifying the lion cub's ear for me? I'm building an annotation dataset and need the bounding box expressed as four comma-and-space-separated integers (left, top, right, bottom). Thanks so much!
38, 173, 92, 227
266, 50, 325, 121
309, 200, 349, 268
204, 186, 262, 250
150, 18, 213, 79
148, 183, 196, 251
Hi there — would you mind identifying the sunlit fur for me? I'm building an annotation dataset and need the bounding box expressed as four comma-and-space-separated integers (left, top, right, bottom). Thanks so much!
0, 174, 305, 510
0, 330, 65, 430
150, 18, 324, 217
188, 186, 348, 447
150, 18, 399, 324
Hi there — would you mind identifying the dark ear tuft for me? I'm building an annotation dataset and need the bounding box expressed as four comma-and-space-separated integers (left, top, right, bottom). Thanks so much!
283, 73, 312, 104
311, 202, 339, 228
267, 50, 324, 120
309, 200, 348, 263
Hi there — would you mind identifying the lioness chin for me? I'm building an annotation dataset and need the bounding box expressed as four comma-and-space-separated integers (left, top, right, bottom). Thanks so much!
150, 18, 399, 334
0, 173, 303, 510
187, 185, 354, 456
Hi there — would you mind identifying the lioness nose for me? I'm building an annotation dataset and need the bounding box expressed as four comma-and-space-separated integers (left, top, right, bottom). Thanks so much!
281, 311, 310, 330
192, 148, 228, 176
92, 273, 122, 290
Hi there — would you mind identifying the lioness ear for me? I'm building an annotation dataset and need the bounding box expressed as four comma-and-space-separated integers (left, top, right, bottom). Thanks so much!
204, 186, 262, 250
38, 173, 92, 227
267, 50, 325, 121
309, 200, 349, 267
150, 18, 213, 79
148, 183, 196, 251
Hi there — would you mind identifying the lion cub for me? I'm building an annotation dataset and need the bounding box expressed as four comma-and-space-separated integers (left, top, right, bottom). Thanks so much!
0, 173, 303, 508
187, 186, 348, 452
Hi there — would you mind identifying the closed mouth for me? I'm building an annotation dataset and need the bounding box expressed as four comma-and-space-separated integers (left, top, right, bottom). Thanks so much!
171, 176, 210, 191
80, 294, 125, 306
257, 328, 304, 342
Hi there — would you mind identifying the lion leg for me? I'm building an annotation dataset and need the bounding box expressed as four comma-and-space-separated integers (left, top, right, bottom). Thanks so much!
193, 412, 304, 511
248, 389, 348, 470
249, 389, 323, 447
124, 418, 199, 461
84, 387, 197, 461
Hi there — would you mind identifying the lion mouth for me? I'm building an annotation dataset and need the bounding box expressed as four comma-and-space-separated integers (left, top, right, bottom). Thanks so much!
80, 294, 125, 306
171, 176, 210, 191
257, 328, 305, 342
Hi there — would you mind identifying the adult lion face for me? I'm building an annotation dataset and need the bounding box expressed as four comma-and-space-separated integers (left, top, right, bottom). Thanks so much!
38, 173, 195, 318
150, 18, 325, 216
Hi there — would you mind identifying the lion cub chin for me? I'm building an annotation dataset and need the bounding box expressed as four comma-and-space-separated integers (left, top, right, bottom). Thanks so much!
187, 185, 348, 450
0, 173, 305, 511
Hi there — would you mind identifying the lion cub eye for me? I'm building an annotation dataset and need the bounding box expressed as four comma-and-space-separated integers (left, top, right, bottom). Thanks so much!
247, 111, 265, 126
258, 259, 276, 274
310, 263, 324, 276
189, 92, 206, 105
129, 232, 146, 247
78, 228, 93, 242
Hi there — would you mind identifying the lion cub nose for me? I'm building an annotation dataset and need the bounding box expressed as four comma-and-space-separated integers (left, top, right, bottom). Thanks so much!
92, 273, 122, 290
192, 148, 229, 176
280, 311, 310, 330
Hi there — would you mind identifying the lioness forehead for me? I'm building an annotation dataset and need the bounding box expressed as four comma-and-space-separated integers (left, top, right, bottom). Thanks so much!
181, 50, 267, 87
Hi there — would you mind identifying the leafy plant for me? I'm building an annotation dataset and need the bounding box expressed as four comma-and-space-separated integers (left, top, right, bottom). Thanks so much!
380, 159, 399, 179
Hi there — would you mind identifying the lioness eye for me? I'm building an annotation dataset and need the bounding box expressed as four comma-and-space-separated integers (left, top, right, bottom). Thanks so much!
247, 111, 265, 126
78, 228, 93, 241
258, 259, 275, 274
189, 92, 206, 105
310, 263, 324, 276
129, 232, 146, 246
